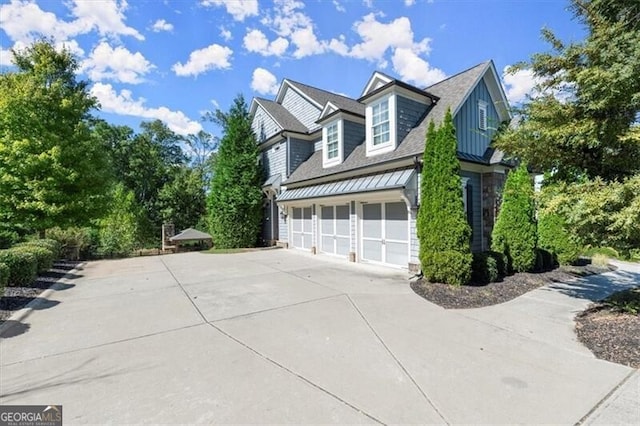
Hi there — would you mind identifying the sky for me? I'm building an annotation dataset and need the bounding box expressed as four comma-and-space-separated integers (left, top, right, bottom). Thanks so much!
0, 0, 586, 138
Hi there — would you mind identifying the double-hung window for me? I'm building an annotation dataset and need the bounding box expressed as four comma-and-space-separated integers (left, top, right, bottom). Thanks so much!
326, 122, 339, 159
372, 99, 390, 145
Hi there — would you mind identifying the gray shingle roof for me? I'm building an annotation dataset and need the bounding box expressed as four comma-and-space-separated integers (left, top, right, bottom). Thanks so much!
285, 62, 492, 185
255, 98, 308, 133
169, 228, 212, 241
288, 80, 365, 116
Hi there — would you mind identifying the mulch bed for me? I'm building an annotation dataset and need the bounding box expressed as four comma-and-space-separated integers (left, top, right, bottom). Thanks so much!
0, 261, 82, 325
576, 297, 640, 369
410, 264, 614, 309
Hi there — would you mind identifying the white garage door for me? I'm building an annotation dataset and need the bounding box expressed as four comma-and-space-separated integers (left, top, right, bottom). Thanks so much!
291, 207, 312, 249
320, 205, 350, 256
361, 202, 408, 266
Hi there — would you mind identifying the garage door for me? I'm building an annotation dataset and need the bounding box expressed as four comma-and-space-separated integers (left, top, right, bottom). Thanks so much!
320, 205, 350, 256
361, 202, 408, 266
291, 207, 312, 249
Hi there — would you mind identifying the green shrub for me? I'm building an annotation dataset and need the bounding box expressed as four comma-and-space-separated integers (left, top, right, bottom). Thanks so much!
12, 245, 54, 273
604, 287, 640, 315
98, 184, 140, 258
471, 252, 500, 284
591, 253, 610, 267
417, 110, 472, 286
0, 249, 37, 286
0, 262, 9, 291
534, 248, 557, 272
16, 239, 61, 259
46, 227, 93, 259
0, 228, 19, 249
537, 211, 581, 265
421, 250, 472, 287
583, 246, 619, 259
492, 163, 537, 273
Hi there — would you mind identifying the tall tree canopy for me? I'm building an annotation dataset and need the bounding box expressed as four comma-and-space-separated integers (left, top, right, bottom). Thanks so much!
207, 94, 263, 248
0, 40, 110, 235
496, 0, 640, 181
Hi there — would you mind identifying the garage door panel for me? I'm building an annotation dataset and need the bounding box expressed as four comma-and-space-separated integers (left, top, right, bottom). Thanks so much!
385, 202, 408, 241
321, 206, 334, 234
336, 237, 349, 256
363, 240, 382, 262
386, 241, 408, 266
362, 204, 382, 238
321, 236, 334, 251
292, 207, 312, 249
336, 206, 350, 235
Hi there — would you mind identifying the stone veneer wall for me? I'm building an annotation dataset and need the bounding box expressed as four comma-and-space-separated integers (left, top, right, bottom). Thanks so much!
482, 172, 506, 250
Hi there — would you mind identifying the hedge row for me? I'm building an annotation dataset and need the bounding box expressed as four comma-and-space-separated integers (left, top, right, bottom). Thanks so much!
0, 239, 60, 288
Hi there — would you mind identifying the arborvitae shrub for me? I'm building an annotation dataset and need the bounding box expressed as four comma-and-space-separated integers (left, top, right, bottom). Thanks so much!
537, 211, 580, 265
491, 163, 537, 273
417, 110, 472, 286
471, 252, 499, 284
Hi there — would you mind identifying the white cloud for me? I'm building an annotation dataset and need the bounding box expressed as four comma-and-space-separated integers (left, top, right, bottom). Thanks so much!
391, 47, 445, 86
261, 0, 312, 37
351, 14, 420, 63
67, 0, 144, 41
503, 67, 539, 104
251, 67, 279, 95
290, 27, 326, 58
201, 0, 258, 21
0, 47, 15, 67
172, 44, 233, 77
219, 26, 232, 41
151, 19, 173, 32
91, 82, 202, 135
81, 42, 154, 84
243, 29, 289, 57
327, 36, 349, 56
332, 0, 346, 12
404, 0, 416, 5
0, 0, 143, 53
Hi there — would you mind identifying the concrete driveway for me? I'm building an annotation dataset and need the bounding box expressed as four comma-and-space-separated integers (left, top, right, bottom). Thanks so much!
1, 249, 638, 424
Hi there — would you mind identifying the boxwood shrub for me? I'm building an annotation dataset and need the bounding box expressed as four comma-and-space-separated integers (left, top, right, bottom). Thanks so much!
0, 262, 9, 291
471, 251, 507, 284
12, 246, 54, 273
16, 239, 61, 260
0, 249, 37, 286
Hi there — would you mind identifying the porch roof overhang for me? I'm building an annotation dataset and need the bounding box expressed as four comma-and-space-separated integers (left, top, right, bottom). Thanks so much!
277, 168, 416, 203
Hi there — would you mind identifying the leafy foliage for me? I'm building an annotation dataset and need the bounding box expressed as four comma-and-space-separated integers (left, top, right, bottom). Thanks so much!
0, 262, 8, 290
12, 245, 54, 273
495, 0, 640, 182
0, 40, 110, 234
46, 226, 95, 259
158, 167, 206, 232
471, 252, 500, 285
0, 249, 37, 286
604, 287, 640, 315
492, 164, 537, 273
98, 184, 141, 258
537, 208, 581, 265
417, 110, 472, 286
207, 95, 263, 249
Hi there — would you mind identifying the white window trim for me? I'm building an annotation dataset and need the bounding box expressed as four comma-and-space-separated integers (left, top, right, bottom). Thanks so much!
322, 119, 343, 167
478, 100, 488, 131
366, 94, 397, 157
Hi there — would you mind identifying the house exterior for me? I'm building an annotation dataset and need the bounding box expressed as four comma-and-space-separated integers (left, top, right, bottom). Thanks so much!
250, 60, 511, 271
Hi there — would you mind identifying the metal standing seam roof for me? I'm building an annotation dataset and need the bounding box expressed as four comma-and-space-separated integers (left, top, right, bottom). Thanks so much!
277, 169, 415, 202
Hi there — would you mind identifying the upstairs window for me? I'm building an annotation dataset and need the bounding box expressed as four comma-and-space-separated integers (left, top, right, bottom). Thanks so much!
326, 122, 339, 159
372, 99, 390, 145
478, 100, 488, 131
323, 120, 342, 167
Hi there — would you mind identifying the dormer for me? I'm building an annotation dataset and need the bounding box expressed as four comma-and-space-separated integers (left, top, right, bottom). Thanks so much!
360, 72, 436, 157
317, 101, 365, 168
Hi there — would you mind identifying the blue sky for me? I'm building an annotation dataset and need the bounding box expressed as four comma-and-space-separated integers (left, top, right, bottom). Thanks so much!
0, 0, 586, 138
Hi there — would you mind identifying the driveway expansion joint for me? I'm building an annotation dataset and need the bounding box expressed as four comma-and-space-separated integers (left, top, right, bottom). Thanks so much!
207, 322, 385, 425
576, 369, 638, 425
346, 294, 450, 425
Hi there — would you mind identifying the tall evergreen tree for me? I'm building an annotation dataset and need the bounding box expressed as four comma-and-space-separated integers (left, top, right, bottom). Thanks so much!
0, 40, 110, 235
417, 110, 472, 286
491, 163, 537, 272
207, 95, 263, 248
495, 0, 640, 181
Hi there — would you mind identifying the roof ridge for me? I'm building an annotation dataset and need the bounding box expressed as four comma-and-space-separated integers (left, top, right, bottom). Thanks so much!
287, 79, 359, 103
425, 60, 490, 90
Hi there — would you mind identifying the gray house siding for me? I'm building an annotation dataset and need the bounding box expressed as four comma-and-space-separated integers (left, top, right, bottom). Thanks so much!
281, 88, 321, 132
397, 95, 429, 143
289, 137, 314, 176
454, 79, 500, 156
343, 120, 365, 159
263, 140, 286, 178
314, 139, 323, 151
252, 105, 280, 143
279, 212, 288, 242
461, 170, 482, 252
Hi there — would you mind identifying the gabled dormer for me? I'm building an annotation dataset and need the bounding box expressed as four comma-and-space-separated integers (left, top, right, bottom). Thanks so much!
317, 101, 365, 168
360, 72, 436, 157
